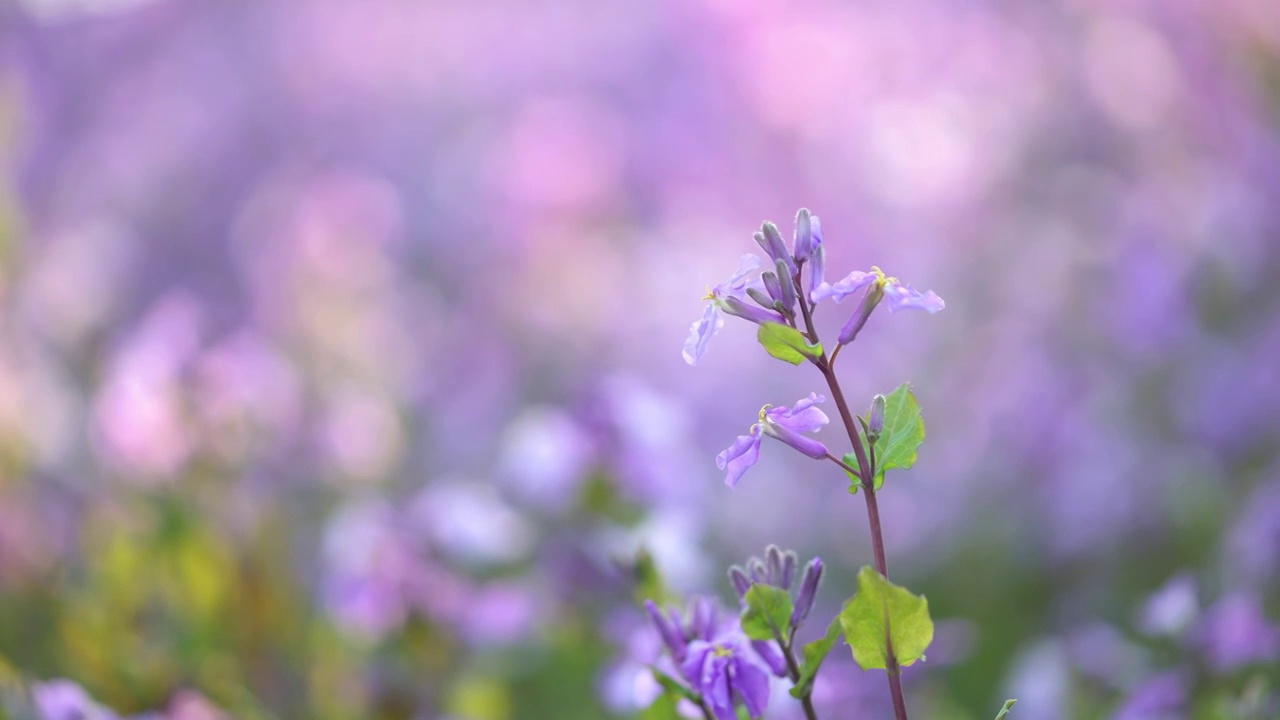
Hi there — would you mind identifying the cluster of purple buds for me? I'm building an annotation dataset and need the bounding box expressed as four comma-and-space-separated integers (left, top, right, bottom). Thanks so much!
644, 597, 778, 720
729, 545, 826, 632
683, 208, 943, 366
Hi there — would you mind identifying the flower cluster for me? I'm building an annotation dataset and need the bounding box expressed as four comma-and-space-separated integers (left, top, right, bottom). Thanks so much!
644, 597, 781, 720
684, 210, 943, 368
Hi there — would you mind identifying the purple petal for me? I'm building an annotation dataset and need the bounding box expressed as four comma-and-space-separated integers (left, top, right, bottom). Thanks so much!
731, 656, 771, 717
722, 254, 762, 295
763, 423, 828, 459
681, 640, 714, 688
704, 655, 735, 719
683, 304, 724, 366
716, 428, 762, 488
811, 270, 876, 304
766, 395, 829, 434
882, 281, 945, 313
750, 639, 789, 677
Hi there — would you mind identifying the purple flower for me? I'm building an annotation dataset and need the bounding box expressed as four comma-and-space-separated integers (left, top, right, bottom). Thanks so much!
31, 680, 119, 720
1113, 671, 1186, 720
682, 631, 773, 720
1194, 592, 1280, 673
811, 266, 944, 313
684, 255, 781, 365
716, 394, 830, 488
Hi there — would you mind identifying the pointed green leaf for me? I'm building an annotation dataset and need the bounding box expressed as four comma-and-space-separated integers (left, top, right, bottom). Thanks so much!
757, 323, 823, 365
789, 615, 843, 699
839, 566, 934, 671
994, 699, 1017, 719
874, 383, 924, 478
741, 584, 793, 643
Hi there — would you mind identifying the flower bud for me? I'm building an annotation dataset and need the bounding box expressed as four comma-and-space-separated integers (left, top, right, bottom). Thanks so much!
728, 565, 753, 601
837, 282, 884, 345
747, 287, 777, 311
775, 259, 798, 314
645, 600, 688, 661
793, 208, 814, 262
761, 272, 784, 304
779, 550, 798, 590
721, 296, 786, 326
748, 558, 769, 585
867, 395, 886, 444
765, 545, 783, 586
790, 557, 824, 628
808, 244, 825, 297
755, 222, 797, 275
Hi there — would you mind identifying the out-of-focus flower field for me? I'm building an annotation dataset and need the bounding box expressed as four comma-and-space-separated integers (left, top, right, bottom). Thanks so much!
1, 0, 1279, 718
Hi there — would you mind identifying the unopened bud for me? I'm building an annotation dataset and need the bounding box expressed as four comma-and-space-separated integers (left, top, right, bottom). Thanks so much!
645, 600, 688, 661
790, 557, 824, 628
793, 208, 814, 262
747, 287, 776, 311
779, 550, 798, 590
867, 395, 886, 444
748, 558, 769, 585
837, 282, 884, 345
775, 259, 798, 314
756, 222, 797, 275
765, 545, 783, 586
728, 565, 753, 601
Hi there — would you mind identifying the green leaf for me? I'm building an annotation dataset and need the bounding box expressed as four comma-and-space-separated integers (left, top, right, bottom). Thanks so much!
839, 566, 934, 671
994, 699, 1017, 719
756, 323, 823, 365
651, 669, 699, 704
867, 383, 926, 489
841, 451, 864, 493
789, 616, 843, 699
741, 584, 793, 643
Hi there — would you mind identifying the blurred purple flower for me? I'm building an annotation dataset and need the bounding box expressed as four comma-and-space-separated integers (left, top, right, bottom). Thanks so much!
497, 406, 597, 514
1137, 574, 1198, 638
683, 255, 772, 365
716, 394, 829, 488
31, 679, 119, 720
1194, 592, 1280, 673
1112, 671, 1186, 720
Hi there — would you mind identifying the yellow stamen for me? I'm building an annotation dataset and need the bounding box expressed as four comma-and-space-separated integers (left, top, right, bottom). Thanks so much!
712, 644, 734, 658
757, 404, 773, 424
701, 285, 715, 301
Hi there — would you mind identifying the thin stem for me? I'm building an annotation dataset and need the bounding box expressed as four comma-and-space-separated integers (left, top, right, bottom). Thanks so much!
829, 341, 844, 368
697, 700, 715, 720
825, 453, 860, 479
793, 285, 909, 720
779, 637, 820, 720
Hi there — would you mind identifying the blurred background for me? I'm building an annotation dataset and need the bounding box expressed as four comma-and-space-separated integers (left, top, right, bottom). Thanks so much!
1, 0, 1279, 718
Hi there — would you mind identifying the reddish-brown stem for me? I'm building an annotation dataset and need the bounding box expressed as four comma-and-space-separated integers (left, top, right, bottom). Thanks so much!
794, 275, 910, 720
